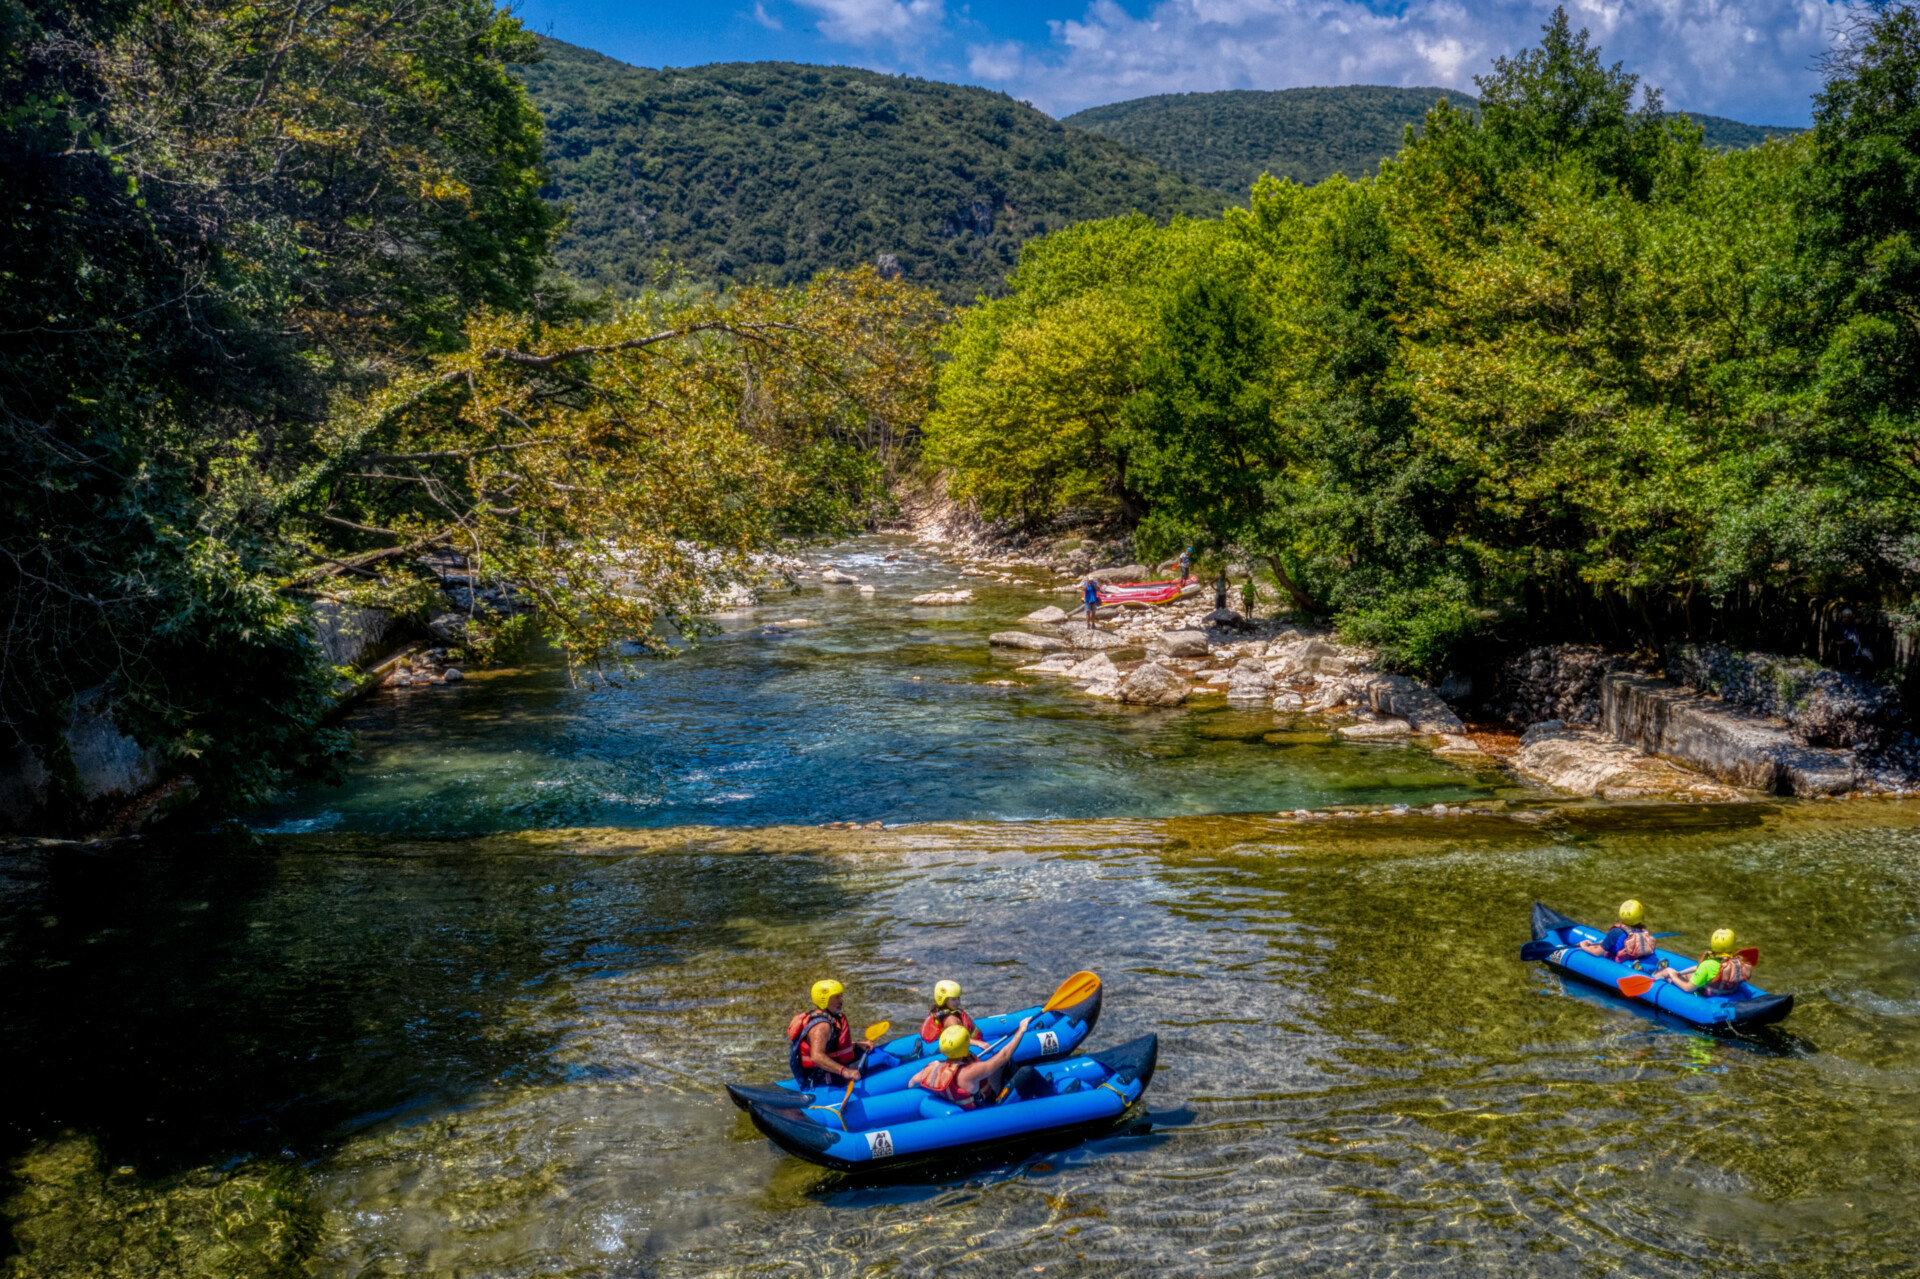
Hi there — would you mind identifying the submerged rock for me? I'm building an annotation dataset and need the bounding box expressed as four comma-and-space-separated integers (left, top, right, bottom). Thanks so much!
1116, 662, 1191, 706
989, 631, 1065, 652
821, 569, 859, 584
911, 590, 974, 605
1340, 718, 1413, 738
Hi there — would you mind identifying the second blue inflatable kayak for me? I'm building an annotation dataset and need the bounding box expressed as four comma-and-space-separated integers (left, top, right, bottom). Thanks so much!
1526, 902, 1793, 1031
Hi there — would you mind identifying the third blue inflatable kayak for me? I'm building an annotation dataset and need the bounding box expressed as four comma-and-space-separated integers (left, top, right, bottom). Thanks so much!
1525, 902, 1793, 1031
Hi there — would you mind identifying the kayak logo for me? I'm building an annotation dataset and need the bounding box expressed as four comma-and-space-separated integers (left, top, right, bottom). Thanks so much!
866, 1130, 895, 1158
1037, 1030, 1059, 1055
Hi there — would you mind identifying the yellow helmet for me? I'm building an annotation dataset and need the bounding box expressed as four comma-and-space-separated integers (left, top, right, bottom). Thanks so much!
938, 1025, 973, 1060
1710, 928, 1736, 955
1618, 899, 1645, 926
933, 980, 962, 1008
810, 979, 844, 1010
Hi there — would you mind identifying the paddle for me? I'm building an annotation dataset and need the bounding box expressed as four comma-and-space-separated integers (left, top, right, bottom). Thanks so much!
977, 971, 1104, 1057
1043, 970, 1101, 1013
1739, 947, 1759, 966
1519, 941, 1557, 962
1617, 975, 1655, 997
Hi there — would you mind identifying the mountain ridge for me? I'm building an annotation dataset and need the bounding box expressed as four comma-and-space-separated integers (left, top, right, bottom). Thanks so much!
1064, 87, 1807, 193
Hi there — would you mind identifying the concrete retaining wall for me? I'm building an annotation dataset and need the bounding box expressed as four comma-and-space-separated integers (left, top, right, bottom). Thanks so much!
1600, 672, 1858, 796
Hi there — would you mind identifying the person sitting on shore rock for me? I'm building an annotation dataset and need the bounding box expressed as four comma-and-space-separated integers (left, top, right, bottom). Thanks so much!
1577, 899, 1658, 963
920, 980, 980, 1045
1655, 928, 1755, 995
788, 979, 876, 1087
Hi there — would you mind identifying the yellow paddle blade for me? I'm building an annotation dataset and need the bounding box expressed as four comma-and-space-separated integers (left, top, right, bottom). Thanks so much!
864, 1021, 891, 1041
1042, 970, 1100, 1013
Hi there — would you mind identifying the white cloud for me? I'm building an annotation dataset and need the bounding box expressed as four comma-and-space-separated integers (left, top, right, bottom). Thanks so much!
961, 0, 1844, 123
751, 2, 783, 31
792, 0, 945, 44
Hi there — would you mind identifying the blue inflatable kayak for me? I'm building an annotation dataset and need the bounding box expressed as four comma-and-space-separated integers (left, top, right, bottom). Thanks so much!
726, 982, 1102, 1111
741, 1034, 1158, 1171
1526, 902, 1793, 1031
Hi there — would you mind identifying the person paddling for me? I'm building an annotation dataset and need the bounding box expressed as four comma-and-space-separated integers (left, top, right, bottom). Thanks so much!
911, 1018, 1034, 1111
1656, 928, 1755, 995
1577, 899, 1658, 963
920, 980, 980, 1044
788, 979, 874, 1088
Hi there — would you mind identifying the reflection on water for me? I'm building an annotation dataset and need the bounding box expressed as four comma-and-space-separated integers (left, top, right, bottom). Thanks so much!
251, 537, 1513, 833
4, 808, 1917, 1275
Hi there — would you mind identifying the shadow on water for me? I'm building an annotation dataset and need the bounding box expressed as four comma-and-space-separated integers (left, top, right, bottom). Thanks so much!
0, 831, 863, 1181
1547, 972, 1820, 1057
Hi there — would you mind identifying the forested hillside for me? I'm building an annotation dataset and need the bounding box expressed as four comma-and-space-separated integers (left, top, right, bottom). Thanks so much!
519, 40, 1219, 302
1065, 87, 1804, 192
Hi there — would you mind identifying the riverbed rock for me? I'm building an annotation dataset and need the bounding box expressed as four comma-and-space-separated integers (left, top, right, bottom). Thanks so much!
1060, 623, 1130, 651
1493, 644, 1629, 727
441, 667, 464, 682
1087, 564, 1151, 584
1067, 652, 1119, 680
911, 590, 974, 605
1340, 717, 1413, 738
1201, 608, 1246, 629
989, 631, 1065, 652
1022, 605, 1069, 625
859, 584, 876, 594
1600, 672, 1859, 796
1514, 721, 1742, 800
1116, 662, 1191, 706
821, 570, 859, 585
1151, 629, 1211, 658
1353, 673, 1466, 735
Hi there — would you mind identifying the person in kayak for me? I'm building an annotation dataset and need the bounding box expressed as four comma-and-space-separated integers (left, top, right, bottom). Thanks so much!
1577, 899, 1658, 963
1656, 928, 1754, 995
788, 979, 874, 1088
920, 980, 980, 1044
912, 1019, 1034, 1110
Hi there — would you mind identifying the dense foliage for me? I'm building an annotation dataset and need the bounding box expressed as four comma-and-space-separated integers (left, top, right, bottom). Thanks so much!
929, 6, 1920, 680
1065, 86, 1802, 194
516, 39, 1219, 303
1, 0, 939, 825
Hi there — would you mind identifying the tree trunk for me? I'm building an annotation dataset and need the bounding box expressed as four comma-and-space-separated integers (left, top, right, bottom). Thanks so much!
1265, 554, 1319, 616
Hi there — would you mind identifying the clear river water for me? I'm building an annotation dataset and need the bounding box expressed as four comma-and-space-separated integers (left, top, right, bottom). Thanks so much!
2, 538, 1916, 1277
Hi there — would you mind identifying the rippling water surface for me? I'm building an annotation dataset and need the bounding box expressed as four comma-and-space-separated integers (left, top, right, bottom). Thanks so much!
250, 537, 1509, 832
4, 541, 1917, 1277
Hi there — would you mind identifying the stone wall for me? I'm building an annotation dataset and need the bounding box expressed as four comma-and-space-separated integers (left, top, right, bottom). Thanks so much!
1665, 642, 1898, 749
1599, 671, 1858, 796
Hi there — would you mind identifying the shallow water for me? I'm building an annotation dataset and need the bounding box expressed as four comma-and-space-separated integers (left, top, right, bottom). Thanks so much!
251, 537, 1510, 833
5, 540, 1918, 1276
3, 811, 1917, 1276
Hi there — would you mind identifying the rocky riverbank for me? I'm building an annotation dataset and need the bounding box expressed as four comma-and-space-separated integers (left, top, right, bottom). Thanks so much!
878, 511, 1920, 805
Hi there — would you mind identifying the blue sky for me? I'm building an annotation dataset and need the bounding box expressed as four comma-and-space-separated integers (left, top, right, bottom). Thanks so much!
512, 0, 1846, 125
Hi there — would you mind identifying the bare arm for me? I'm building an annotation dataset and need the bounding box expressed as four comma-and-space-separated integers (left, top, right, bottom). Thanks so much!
809, 1023, 859, 1080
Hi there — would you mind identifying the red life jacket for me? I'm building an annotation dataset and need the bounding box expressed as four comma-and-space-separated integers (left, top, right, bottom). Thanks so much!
911, 1056, 983, 1110
786, 1008, 852, 1072
1702, 952, 1753, 994
919, 1007, 979, 1042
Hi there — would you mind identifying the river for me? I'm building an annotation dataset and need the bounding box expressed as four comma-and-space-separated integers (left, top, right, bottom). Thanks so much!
2, 539, 1916, 1277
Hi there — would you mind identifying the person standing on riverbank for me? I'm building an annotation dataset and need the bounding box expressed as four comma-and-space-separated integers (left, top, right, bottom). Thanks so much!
1080, 577, 1102, 630
1241, 578, 1259, 618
